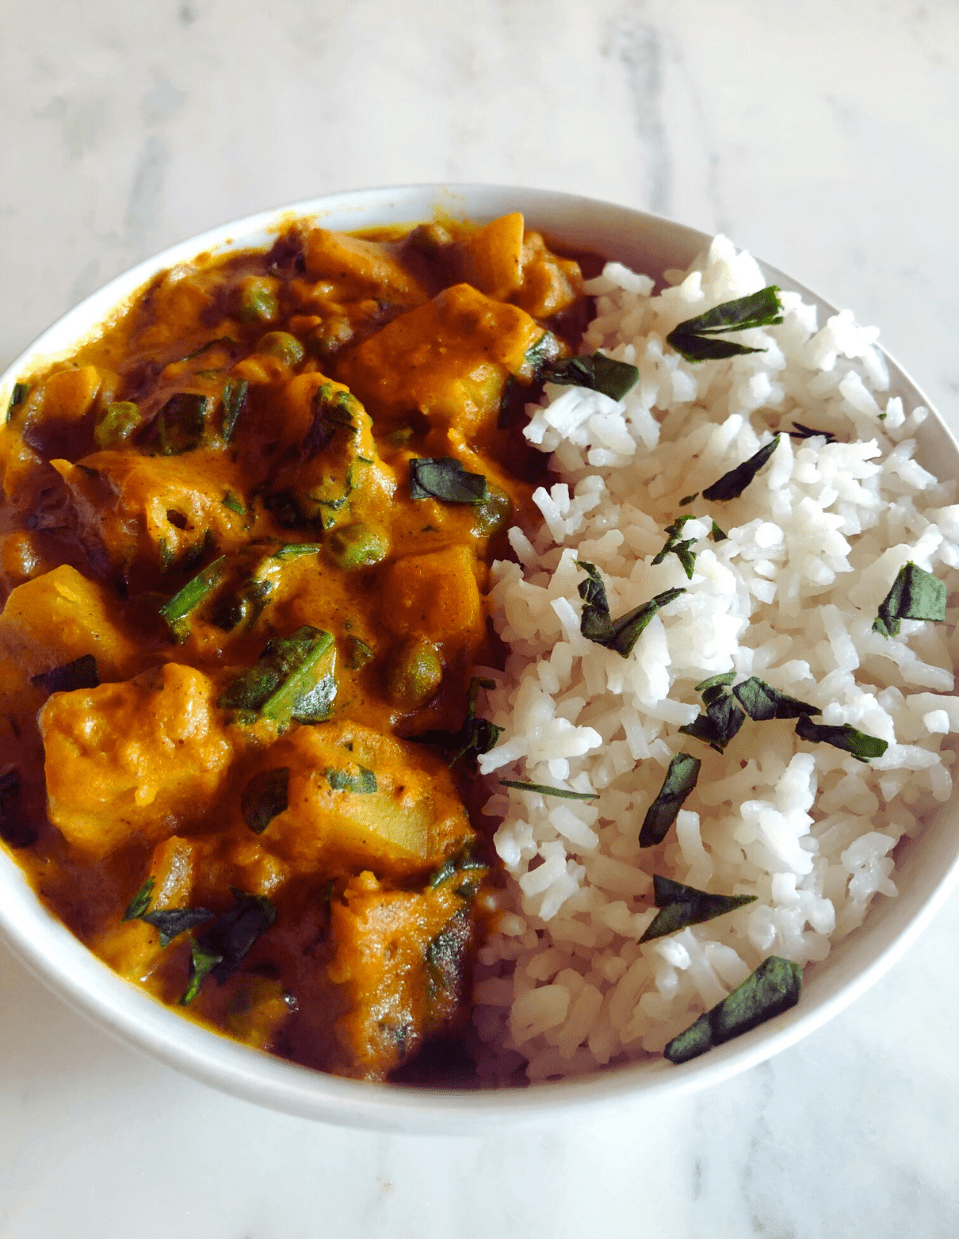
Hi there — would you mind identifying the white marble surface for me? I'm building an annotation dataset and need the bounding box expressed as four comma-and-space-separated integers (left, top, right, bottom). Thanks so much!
1, 1, 959, 1234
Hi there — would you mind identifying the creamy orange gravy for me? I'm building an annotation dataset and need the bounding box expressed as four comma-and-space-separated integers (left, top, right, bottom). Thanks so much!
0, 214, 587, 1080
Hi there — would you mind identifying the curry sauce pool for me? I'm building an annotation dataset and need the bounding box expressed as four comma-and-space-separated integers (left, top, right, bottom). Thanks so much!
0, 212, 588, 1081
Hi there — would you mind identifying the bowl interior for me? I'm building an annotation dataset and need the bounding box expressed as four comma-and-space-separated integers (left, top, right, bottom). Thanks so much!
2, 184, 958, 1133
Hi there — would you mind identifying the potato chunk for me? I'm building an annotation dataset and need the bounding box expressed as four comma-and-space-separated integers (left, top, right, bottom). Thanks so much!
336, 283, 547, 443
39, 663, 234, 857
0, 564, 140, 681
381, 545, 483, 646
252, 719, 473, 878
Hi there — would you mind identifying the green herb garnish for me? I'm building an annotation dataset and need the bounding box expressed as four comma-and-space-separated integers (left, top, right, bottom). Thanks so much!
271, 543, 320, 560
666, 287, 783, 363
710, 521, 727, 542
795, 716, 888, 762
448, 677, 502, 765
142, 392, 211, 455
409, 457, 489, 505
652, 515, 698, 580
327, 766, 377, 794
180, 937, 224, 1006
872, 562, 947, 639
241, 767, 290, 834
701, 435, 781, 502
142, 906, 216, 947
158, 556, 227, 641
220, 378, 249, 442
577, 561, 686, 658
679, 673, 745, 754
664, 956, 802, 1063
640, 875, 756, 943
500, 780, 599, 801
122, 876, 155, 922
6, 381, 29, 420
30, 654, 100, 694
790, 422, 837, 443
222, 493, 246, 515
542, 352, 640, 401
679, 493, 699, 506
218, 625, 337, 726
732, 677, 819, 721
639, 752, 701, 848
204, 889, 276, 984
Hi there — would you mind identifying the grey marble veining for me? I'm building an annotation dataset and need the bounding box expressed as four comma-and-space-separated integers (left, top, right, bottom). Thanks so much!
1, 1, 958, 1235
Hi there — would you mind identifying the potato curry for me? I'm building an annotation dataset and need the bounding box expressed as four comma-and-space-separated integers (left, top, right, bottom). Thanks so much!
0, 212, 588, 1080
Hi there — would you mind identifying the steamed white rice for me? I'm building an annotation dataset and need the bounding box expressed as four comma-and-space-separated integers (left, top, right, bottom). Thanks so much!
470, 235, 959, 1082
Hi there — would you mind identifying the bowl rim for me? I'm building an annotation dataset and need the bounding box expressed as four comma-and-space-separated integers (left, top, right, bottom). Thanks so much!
2, 182, 958, 1134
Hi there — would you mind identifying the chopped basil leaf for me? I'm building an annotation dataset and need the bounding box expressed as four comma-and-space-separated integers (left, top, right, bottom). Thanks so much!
664, 955, 802, 1063
142, 906, 215, 948
241, 767, 290, 833
221, 378, 249, 442
639, 752, 701, 848
180, 937, 224, 1006
219, 625, 337, 726
702, 435, 781, 502
710, 521, 727, 542
795, 716, 888, 762
429, 857, 458, 889
679, 493, 699, 506
122, 876, 155, 922
301, 385, 360, 457
344, 635, 374, 669
209, 572, 274, 633
222, 492, 246, 515
577, 561, 685, 658
6, 381, 29, 420
448, 676, 502, 765
271, 543, 320, 560
679, 675, 745, 753
409, 457, 489, 505
640, 875, 757, 943
182, 336, 235, 362
142, 392, 211, 456
652, 515, 698, 580
429, 846, 487, 890
542, 352, 640, 401
790, 422, 837, 443
666, 287, 784, 363
327, 765, 377, 794
732, 677, 819, 721
500, 780, 599, 801
524, 331, 563, 373
872, 562, 947, 639
202, 889, 276, 984
158, 556, 228, 641
30, 653, 100, 694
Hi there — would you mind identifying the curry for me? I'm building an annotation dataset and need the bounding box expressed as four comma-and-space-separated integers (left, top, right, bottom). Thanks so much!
0, 212, 589, 1080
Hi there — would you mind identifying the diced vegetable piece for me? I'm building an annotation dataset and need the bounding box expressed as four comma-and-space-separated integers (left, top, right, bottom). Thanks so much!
32, 366, 102, 422
381, 545, 483, 645
38, 663, 234, 857
302, 229, 427, 305
460, 212, 525, 301
256, 720, 473, 877
0, 565, 140, 680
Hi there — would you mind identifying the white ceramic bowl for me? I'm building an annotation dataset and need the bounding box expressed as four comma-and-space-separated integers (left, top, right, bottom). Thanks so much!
2, 184, 958, 1133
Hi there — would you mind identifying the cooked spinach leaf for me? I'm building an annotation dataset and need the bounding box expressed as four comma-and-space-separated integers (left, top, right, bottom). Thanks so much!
241, 767, 290, 833
702, 435, 781, 502
872, 562, 947, 639
639, 752, 701, 848
795, 716, 888, 762
30, 654, 100, 694
542, 352, 639, 401
664, 955, 802, 1063
500, 780, 599, 801
577, 561, 685, 658
142, 906, 216, 947
327, 765, 377, 794
732, 677, 819, 721
409, 457, 489, 505
640, 875, 756, 943
666, 287, 783, 363
122, 876, 155, 922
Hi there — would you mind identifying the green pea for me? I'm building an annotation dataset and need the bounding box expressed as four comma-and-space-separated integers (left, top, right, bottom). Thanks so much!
257, 331, 305, 367
95, 401, 143, 449
385, 638, 443, 710
472, 484, 512, 536
237, 276, 278, 323
326, 523, 389, 570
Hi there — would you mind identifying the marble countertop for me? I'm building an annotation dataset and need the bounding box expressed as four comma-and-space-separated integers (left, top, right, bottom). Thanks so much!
1, 1, 958, 1234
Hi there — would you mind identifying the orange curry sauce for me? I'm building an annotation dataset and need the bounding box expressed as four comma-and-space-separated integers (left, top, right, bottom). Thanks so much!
0, 213, 591, 1080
